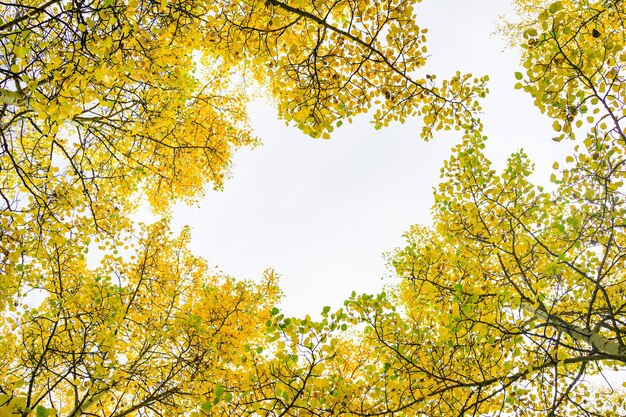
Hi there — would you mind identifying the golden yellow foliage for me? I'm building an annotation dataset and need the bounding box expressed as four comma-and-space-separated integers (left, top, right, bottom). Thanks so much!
0, 0, 487, 415
0, 0, 486, 316
3, 0, 625, 416
509, 0, 626, 142
236, 2, 626, 415
1, 221, 281, 416
316, 1, 626, 414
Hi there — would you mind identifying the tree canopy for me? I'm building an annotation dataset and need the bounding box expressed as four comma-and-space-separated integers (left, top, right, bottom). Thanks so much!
0, 0, 486, 313
1, 0, 625, 416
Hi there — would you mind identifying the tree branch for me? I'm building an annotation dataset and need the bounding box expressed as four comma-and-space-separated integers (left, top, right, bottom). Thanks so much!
0, 87, 26, 105
522, 300, 626, 359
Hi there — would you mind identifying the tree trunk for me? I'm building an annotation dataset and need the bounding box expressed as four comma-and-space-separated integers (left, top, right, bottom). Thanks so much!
521, 301, 626, 358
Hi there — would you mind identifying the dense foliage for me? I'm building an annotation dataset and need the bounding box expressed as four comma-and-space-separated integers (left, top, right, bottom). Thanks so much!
0, 0, 624, 416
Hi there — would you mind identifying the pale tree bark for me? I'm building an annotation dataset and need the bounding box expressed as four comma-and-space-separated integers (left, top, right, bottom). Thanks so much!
522, 301, 626, 358
0, 87, 25, 105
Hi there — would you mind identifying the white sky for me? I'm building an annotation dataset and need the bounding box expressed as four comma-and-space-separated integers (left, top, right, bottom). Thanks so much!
170, 1, 572, 318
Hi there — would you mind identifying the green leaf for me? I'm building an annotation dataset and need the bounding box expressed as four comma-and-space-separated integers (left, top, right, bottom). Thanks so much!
36, 406, 50, 417
213, 383, 224, 404
514, 72, 523, 80
549, 1, 562, 14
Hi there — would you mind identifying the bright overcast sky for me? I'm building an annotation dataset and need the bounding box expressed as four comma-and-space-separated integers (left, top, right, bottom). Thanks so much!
170, 1, 572, 318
